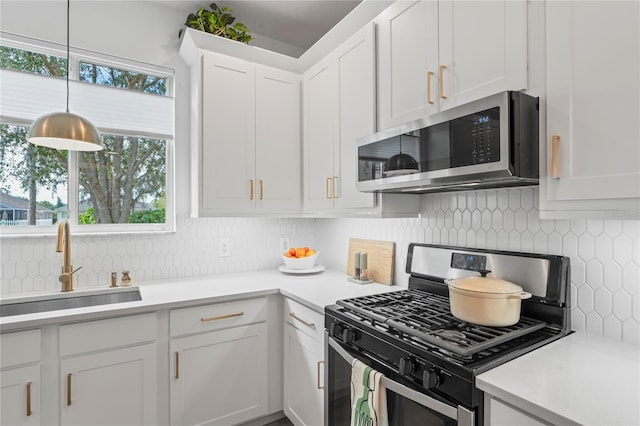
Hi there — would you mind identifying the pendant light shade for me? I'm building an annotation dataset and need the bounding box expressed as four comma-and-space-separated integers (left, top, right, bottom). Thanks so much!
28, 111, 102, 151
27, 0, 103, 152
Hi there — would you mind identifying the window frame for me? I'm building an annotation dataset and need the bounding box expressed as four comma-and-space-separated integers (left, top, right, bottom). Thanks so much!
0, 33, 176, 237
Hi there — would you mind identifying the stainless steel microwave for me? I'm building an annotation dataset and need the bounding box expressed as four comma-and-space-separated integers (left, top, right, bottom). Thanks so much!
356, 91, 539, 194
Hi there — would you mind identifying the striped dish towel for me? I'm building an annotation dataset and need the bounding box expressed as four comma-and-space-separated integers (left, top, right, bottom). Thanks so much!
350, 359, 388, 426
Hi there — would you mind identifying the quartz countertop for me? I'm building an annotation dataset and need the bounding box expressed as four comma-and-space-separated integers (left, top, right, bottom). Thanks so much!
0, 268, 401, 331
476, 331, 640, 426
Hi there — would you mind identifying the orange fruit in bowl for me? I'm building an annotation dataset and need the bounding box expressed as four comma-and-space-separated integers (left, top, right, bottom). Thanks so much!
295, 248, 306, 258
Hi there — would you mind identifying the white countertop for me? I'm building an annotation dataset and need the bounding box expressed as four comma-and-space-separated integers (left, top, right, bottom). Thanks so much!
476, 332, 640, 426
0, 268, 401, 331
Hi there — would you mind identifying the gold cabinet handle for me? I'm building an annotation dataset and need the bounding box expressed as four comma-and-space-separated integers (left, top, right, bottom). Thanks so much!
317, 361, 325, 390
552, 135, 561, 179
259, 180, 263, 200
67, 373, 72, 406
289, 312, 316, 329
249, 180, 254, 200
175, 351, 180, 379
439, 65, 447, 99
26, 381, 32, 416
333, 177, 338, 199
326, 177, 332, 199
201, 311, 244, 322
427, 71, 434, 104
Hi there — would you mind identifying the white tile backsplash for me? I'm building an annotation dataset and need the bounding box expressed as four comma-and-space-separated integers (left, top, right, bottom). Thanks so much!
315, 187, 640, 345
2, 187, 639, 344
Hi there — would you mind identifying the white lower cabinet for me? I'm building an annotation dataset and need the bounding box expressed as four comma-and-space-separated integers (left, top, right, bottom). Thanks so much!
169, 298, 269, 426
283, 298, 324, 426
1, 330, 42, 426
58, 314, 158, 426
485, 396, 550, 426
60, 344, 157, 426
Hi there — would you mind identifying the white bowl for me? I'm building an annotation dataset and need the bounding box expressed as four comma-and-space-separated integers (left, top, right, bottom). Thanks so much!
281, 252, 319, 270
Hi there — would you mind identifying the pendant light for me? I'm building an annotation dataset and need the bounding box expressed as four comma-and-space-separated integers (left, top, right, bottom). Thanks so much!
28, 0, 102, 151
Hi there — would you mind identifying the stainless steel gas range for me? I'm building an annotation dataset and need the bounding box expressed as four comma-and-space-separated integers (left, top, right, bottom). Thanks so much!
324, 243, 571, 426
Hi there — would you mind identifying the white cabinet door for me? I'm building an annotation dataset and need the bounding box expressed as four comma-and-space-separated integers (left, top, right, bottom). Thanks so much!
1, 365, 40, 426
378, 0, 527, 128
304, 22, 378, 212
486, 396, 550, 426
60, 343, 157, 426
283, 325, 324, 426
541, 1, 640, 218
334, 22, 377, 210
255, 67, 301, 211
303, 58, 336, 211
438, 0, 527, 111
201, 52, 256, 211
170, 323, 268, 426
378, 0, 438, 130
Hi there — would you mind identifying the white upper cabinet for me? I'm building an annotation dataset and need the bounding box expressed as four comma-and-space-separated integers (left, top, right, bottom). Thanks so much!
378, 0, 438, 129
201, 53, 256, 212
303, 23, 377, 212
541, 1, 640, 219
378, 0, 528, 131
191, 50, 301, 216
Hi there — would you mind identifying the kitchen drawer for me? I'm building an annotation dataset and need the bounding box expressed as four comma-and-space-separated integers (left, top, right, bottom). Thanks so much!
59, 313, 157, 356
284, 298, 324, 343
1, 329, 41, 367
170, 297, 267, 337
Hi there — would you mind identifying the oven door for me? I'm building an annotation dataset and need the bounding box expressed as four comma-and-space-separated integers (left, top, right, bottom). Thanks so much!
325, 335, 475, 426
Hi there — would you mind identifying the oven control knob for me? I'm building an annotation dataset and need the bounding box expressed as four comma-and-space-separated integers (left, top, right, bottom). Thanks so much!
423, 368, 441, 390
398, 357, 415, 376
342, 328, 355, 344
330, 322, 342, 338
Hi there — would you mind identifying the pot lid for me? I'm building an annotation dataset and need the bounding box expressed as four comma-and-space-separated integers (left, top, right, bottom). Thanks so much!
447, 276, 523, 294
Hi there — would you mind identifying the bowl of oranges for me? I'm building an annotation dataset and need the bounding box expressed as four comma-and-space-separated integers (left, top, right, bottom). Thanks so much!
282, 247, 319, 270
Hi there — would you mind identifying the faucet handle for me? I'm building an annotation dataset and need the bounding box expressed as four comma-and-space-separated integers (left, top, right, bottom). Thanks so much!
58, 266, 82, 283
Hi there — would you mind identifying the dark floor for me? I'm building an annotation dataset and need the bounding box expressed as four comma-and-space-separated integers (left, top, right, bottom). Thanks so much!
264, 417, 294, 426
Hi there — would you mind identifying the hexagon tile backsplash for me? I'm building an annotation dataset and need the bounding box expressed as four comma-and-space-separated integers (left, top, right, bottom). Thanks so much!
1, 187, 639, 344
315, 187, 640, 345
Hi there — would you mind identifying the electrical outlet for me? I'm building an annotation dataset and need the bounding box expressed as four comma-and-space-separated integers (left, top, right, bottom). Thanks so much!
279, 238, 290, 253
219, 238, 231, 257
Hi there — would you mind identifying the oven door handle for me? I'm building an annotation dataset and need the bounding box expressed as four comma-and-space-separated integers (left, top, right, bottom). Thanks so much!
328, 337, 474, 425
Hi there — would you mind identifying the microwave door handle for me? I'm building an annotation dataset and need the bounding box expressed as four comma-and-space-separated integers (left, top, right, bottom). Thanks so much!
328, 337, 470, 423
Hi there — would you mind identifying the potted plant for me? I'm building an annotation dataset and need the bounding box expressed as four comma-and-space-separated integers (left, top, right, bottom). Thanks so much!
179, 2, 253, 44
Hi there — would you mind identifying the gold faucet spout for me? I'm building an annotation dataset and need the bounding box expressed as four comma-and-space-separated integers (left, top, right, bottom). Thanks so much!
57, 219, 74, 291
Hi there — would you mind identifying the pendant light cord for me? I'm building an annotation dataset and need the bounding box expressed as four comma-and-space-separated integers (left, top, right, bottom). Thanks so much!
66, 0, 70, 113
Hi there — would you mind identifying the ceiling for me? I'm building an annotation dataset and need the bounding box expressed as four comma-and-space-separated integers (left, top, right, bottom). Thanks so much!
162, 0, 362, 54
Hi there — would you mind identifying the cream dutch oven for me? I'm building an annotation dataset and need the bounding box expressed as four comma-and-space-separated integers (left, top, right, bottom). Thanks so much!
444, 276, 532, 327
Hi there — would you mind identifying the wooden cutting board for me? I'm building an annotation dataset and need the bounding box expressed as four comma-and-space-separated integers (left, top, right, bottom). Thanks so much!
347, 238, 395, 285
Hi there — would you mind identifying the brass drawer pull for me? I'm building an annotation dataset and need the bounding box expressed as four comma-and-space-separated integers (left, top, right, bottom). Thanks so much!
201, 312, 244, 322
552, 135, 561, 179
259, 180, 264, 200
26, 381, 32, 416
289, 312, 316, 329
439, 65, 447, 99
175, 351, 180, 379
249, 180, 254, 200
427, 71, 434, 104
317, 360, 325, 390
67, 373, 72, 406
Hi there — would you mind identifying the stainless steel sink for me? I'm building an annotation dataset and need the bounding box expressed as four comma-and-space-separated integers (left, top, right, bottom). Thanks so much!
0, 287, 142, 317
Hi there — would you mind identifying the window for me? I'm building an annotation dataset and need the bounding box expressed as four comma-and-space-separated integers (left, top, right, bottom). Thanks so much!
0, 37, 174, 235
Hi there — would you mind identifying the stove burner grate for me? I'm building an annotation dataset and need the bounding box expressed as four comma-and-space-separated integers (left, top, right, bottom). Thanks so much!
337, 289, 546, 357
